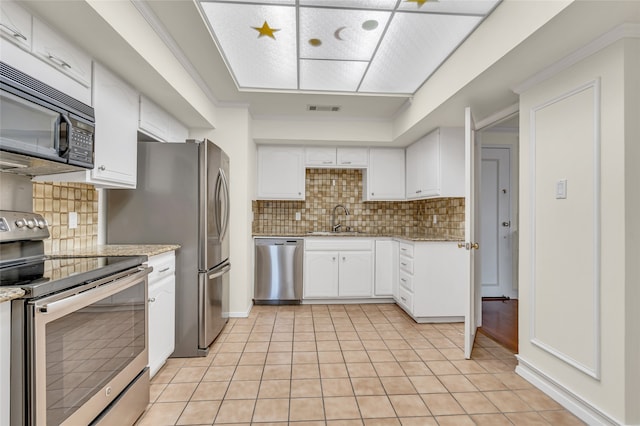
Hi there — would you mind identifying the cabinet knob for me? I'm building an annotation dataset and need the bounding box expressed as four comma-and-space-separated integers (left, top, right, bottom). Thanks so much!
342, 256, 346, 261
416, 190, 422, 194
148, 297, 156, 303
98, 165, 106, 171
298, 192, 302, 195
371, 192, 374, 196
332, 257, 336, 261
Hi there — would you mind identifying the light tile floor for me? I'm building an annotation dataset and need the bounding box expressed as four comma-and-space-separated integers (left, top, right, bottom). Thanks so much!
136, 304, 585, 425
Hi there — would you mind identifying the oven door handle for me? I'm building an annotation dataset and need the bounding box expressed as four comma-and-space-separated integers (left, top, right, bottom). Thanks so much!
33, 266, 152, 319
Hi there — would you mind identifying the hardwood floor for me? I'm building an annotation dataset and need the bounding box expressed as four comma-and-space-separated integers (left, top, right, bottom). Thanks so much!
479, 299, 518, 353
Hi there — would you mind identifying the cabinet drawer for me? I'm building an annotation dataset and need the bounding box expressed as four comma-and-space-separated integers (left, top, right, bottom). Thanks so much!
146, 251, 176, 284
399, 270, 413, 292
398, 242, 414, 258
397, 286, 413, 313
399, 256, 413, 274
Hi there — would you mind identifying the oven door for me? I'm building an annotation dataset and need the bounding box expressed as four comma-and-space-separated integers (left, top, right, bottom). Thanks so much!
28, 266, 150, 426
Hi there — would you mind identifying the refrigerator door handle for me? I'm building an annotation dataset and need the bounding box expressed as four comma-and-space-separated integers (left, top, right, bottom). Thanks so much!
214, 170, 223, 237
219, 167, 230, 241
208, 263, 231, 280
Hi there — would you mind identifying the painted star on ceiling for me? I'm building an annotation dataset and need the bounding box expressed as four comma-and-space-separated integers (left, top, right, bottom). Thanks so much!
406, 0, 429, 7
252, 21, 280, 39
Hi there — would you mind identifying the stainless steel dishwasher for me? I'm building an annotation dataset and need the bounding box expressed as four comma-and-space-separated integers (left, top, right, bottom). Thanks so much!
254, 238, 303, 304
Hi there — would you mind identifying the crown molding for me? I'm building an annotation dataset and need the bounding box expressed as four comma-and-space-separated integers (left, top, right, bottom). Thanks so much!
131, 0, 221, 107
512, 23, 640, 95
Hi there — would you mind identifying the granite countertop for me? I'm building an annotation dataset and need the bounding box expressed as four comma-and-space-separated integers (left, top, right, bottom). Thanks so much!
50, 244, 181, 258
0, 287, 25, 303
252, 232, 462, 242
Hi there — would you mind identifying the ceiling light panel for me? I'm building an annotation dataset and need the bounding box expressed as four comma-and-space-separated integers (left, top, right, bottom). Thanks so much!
299, 7, 390, 61
209, 0, 295, 4
300, 59, 368, 92
300, 0, 398, 10
397, 0, 500, 16
200, 2, 297, 89
359, 12, 482, 93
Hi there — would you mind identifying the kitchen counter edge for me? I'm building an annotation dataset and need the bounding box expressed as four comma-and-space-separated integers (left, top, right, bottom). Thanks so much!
0, 288, 26, 303
252, 233, 462, 242
49, 244, 181, 258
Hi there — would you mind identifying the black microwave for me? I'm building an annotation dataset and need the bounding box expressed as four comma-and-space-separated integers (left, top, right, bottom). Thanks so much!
0, 61, 95, 174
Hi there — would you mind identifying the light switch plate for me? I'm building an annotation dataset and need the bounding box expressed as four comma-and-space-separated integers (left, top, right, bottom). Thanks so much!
69, 212, 78, 229
295, 212, 301, 221
556, 179, 567, 199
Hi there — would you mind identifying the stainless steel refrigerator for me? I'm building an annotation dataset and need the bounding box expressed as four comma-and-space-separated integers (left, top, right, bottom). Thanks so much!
107, 139, 230, 357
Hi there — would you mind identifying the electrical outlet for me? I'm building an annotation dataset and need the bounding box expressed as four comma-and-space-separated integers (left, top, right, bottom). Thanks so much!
69, 212, 78, 229
433, 215, 437, 224
295, 212, 301, 221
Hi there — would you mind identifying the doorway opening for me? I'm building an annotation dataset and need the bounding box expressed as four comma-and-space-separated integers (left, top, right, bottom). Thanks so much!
477, 113, 519, 353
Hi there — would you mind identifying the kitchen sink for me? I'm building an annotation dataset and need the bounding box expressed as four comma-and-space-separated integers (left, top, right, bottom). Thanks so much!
306, 231, 363, 236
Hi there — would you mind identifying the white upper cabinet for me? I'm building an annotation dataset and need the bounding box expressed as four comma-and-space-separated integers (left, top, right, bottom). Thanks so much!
0, 0, 31, 51
364, 148, 405, 201
0, 2, 91, 104
32, 17, 91, 88
257, 145, 305, 200
139, 95, 189, 142
88, 63, 138, 187
305, 147, 336, 167
336, 147, 368, 167
405, 128, 465, 199
305, 147, 368, 168
40, 63, 139, 188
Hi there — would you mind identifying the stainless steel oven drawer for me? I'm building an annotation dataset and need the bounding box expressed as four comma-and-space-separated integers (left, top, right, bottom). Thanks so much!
92, 368, 150, 426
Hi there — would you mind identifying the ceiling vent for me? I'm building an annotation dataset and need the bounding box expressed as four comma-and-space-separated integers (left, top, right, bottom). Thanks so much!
307, 105, 341, 112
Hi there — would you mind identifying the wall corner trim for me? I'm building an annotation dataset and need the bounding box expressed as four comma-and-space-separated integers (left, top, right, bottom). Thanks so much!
515, 356, 622, 426
512, 23, 640, 94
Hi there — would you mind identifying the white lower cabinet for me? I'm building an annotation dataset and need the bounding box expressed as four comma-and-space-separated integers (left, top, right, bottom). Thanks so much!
304, 239, 373, 299
395, 240, 465, 322
374, 240, 398, 297
147, 251, 176, 377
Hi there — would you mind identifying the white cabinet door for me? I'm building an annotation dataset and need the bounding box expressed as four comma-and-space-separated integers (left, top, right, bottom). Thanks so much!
305, 147, 336, 167
374, 240, 397, 296
0, 302, 10, 426
0, 0, 31, 50
32, 17, 92, 88
91, 63, 138, 187
304, 251, 339, 298
149, 275, 175, 377
421, 130, 440, 196
366, 148, 405, 201
337, 147, 368, 167
257, 145, 305, 200
405, 128, 464, 199
139, 95, 188, 142
339, 251, 373, 297
405, 137, 426, 199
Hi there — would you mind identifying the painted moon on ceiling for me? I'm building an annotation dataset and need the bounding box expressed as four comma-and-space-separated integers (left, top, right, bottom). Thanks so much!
334, 26, 347, 41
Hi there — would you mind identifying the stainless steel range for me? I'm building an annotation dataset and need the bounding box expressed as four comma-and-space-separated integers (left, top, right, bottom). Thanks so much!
0, 210, 151, 426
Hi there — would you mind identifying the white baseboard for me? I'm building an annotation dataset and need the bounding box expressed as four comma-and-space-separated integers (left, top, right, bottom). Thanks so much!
228, 307, 251, 318
515, 356, 623, 426
302, 298, 395, 305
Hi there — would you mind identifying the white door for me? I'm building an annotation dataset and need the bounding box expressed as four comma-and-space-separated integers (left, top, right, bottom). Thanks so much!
463, 107, 481, 359
480, 147, 513, 298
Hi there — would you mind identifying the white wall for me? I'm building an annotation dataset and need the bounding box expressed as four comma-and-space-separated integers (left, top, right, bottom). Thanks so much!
192, 107, 256, 317
517, 39, 638, 425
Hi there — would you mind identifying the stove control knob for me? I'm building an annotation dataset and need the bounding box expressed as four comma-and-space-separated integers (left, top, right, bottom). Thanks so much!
15, 219, 26, 228
26, 219, 36, 229
37, 219, 47, 229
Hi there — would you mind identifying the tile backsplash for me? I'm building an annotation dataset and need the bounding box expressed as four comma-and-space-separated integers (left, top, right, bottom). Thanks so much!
253, 169, 464, 239
32, 182, 99, 253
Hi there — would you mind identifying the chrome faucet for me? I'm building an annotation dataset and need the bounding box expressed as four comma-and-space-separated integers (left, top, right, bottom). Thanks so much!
331, 204, 350, 232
